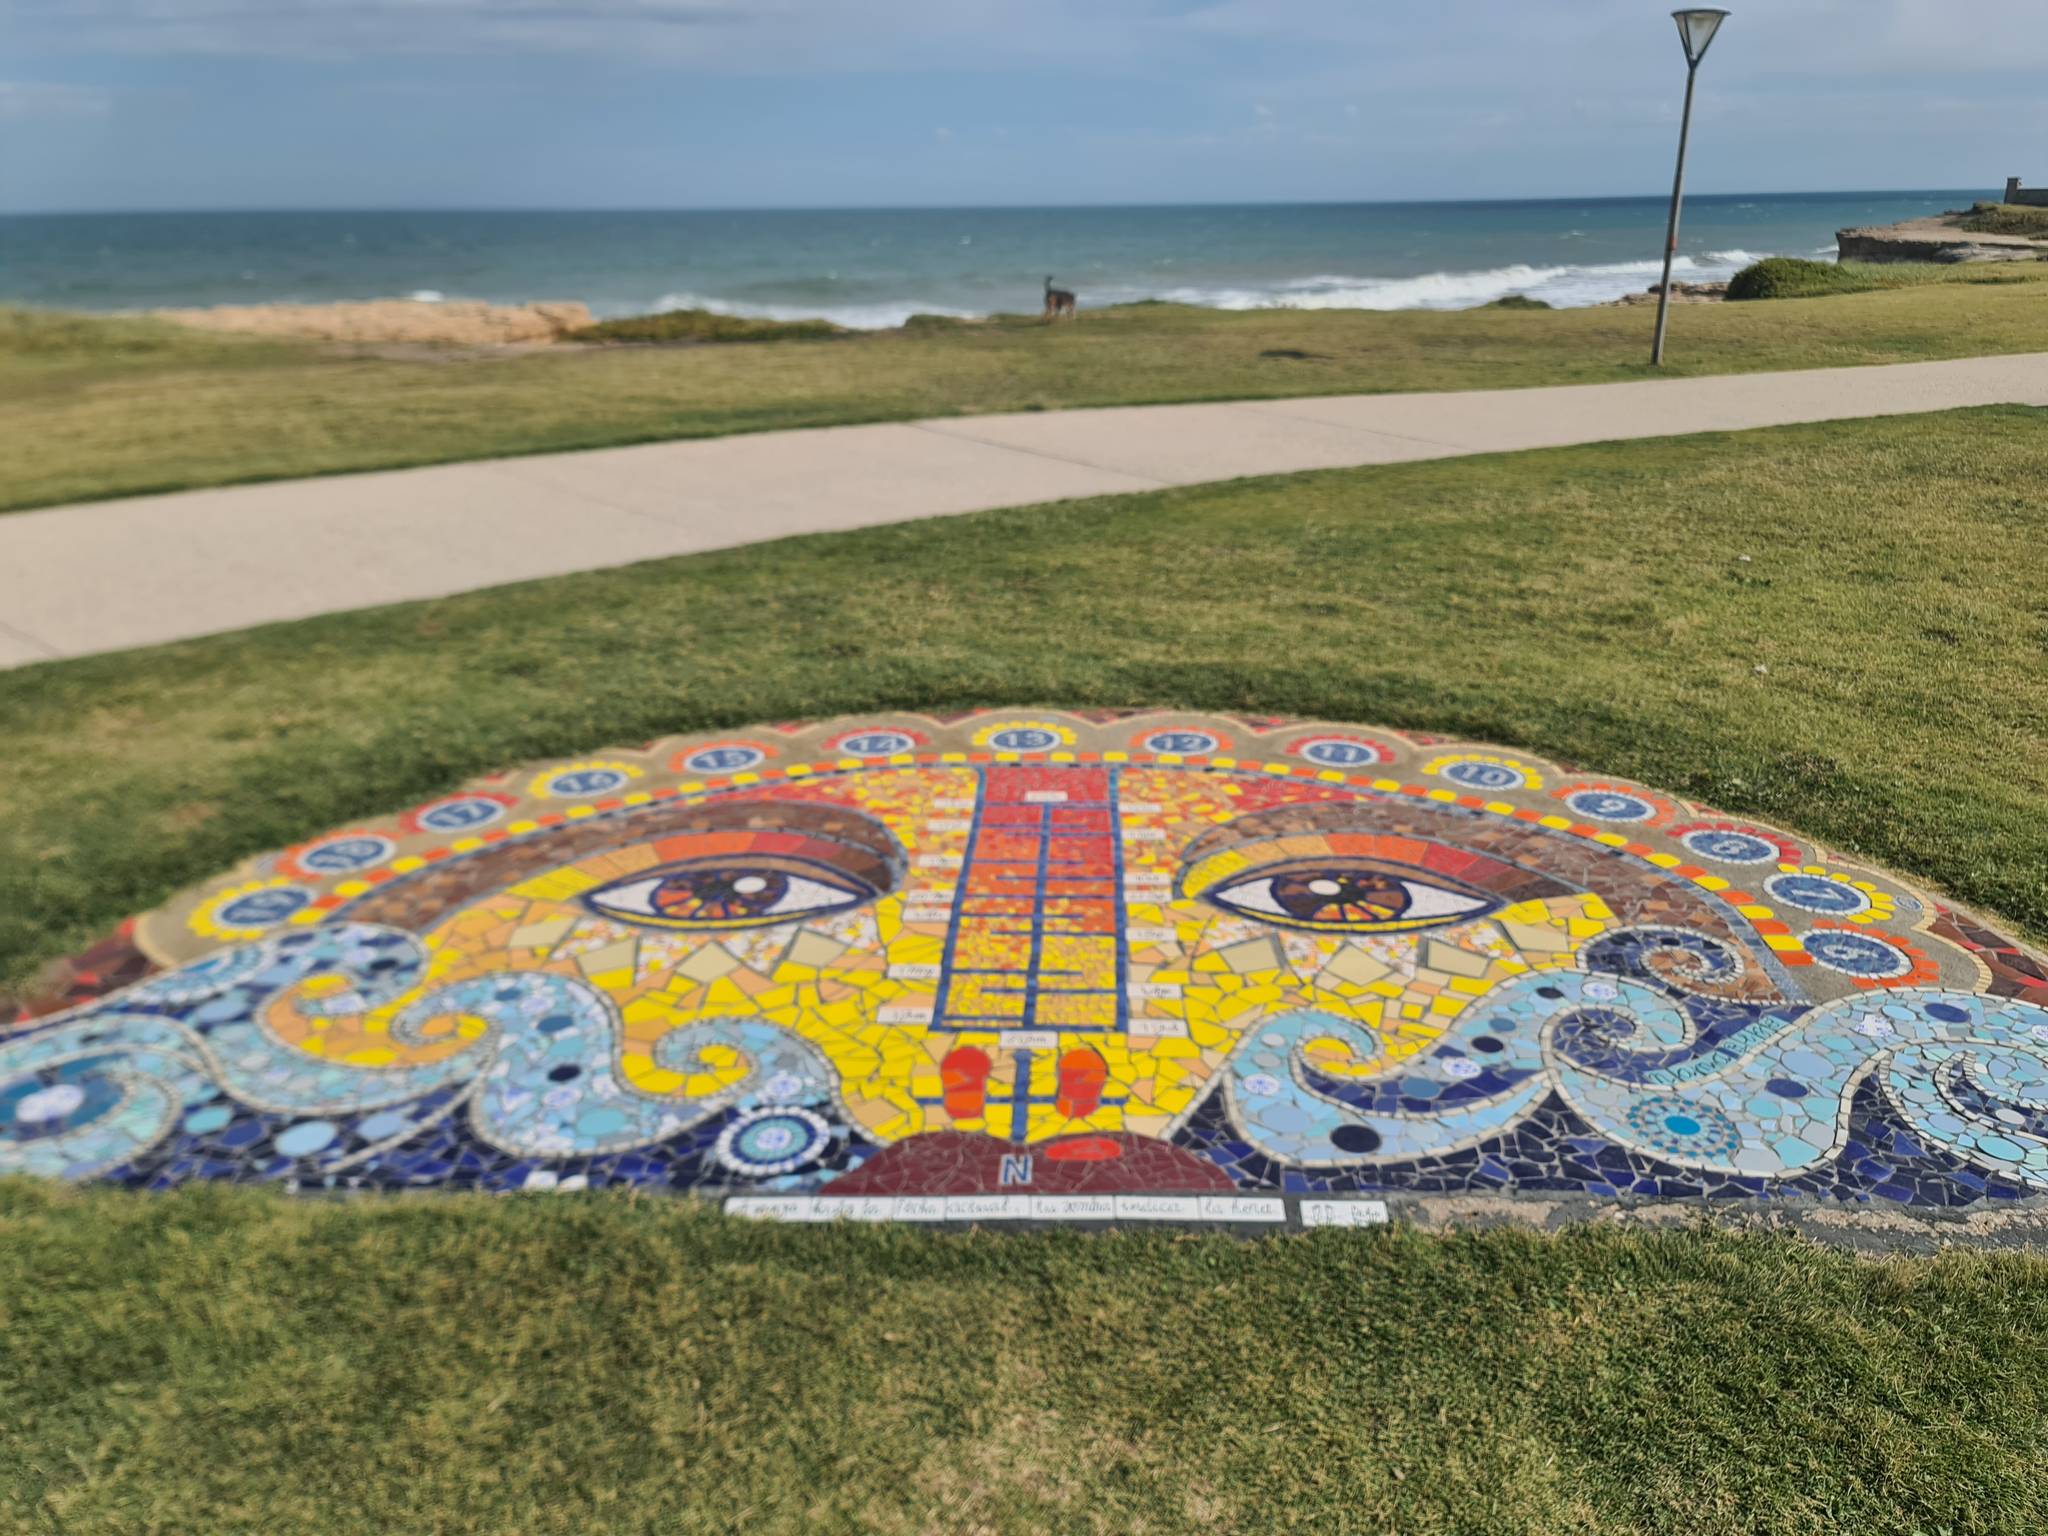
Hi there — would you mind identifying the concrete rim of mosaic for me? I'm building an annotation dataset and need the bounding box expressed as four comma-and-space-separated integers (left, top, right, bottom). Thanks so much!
8, 709, 2047, 1228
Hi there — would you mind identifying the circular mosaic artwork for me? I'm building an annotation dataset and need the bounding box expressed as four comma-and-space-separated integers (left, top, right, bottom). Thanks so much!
7, 711, 2047, 1222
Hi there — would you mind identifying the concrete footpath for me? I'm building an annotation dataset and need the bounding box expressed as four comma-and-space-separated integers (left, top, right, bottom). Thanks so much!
2, 351, 2045, 668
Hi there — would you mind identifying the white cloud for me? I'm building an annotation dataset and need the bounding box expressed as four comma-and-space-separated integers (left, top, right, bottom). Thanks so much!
0, 81, 112, 119
6, 1, 770, 63
2, 0, 1097, 67
2, 0, 2044, 209
6, 0, 2046, 78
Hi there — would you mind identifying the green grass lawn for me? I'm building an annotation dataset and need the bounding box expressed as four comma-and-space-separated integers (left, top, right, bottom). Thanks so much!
5, 262, 2048, 512
6, 404, 2047, 991
5, 406, 2048, 1532
6, 1179, 2045, 1536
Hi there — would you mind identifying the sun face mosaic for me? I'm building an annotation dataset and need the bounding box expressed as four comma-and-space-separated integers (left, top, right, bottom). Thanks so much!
8, 711, 2048, 1220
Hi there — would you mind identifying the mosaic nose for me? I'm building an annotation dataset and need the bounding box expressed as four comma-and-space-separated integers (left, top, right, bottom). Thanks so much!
930, 767, 1127, 1037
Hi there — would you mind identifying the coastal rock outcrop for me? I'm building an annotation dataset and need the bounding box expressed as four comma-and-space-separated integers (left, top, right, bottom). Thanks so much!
1835, 215, 2045, 266
1608, 280, 1727, 307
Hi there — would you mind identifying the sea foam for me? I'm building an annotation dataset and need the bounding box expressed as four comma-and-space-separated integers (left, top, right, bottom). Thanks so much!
1149, 252, 1776, 314
648, 291, 982, 330
642, 249, 1787, 328
621, 241, 1805, 329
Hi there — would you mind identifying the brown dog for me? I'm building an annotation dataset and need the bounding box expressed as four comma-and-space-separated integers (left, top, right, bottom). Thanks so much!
1043, 275, 1076, 320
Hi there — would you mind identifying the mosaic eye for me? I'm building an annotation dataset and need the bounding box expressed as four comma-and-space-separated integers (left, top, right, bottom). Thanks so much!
1206, 864, 1497, 933
584, 862, 874, 930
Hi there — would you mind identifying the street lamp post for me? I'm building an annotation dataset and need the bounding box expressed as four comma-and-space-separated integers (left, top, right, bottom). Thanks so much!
1652, 8, 1729, 366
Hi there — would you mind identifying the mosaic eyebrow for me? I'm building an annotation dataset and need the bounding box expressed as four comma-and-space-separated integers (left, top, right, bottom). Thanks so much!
338, 796, 907, 933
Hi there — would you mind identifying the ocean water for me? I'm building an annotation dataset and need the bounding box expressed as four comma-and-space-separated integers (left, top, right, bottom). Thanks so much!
0, 191, 1983, 327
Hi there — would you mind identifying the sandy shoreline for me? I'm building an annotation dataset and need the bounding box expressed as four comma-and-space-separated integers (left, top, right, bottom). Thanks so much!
149, 298, 594, 344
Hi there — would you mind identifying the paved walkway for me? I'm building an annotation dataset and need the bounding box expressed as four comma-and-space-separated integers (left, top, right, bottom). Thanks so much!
3, 351, 2046, 668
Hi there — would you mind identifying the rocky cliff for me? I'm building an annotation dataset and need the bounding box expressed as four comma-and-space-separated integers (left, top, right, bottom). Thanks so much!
1836, 215, 2046, 266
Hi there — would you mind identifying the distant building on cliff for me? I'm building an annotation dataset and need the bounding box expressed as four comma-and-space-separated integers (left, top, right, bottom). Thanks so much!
2004, 178, 2048, 208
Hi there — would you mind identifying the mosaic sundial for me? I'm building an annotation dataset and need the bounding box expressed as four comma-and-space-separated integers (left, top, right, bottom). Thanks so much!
7, 711, 2046, 1224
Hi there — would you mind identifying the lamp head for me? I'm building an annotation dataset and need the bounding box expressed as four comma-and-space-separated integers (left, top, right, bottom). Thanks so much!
1673, 8, 1729, 67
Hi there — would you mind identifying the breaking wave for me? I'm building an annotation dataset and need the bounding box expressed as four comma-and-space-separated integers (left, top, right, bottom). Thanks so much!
647, 290, 983, 330
638, 248, 1791, 328
1147, 251, 1778, 313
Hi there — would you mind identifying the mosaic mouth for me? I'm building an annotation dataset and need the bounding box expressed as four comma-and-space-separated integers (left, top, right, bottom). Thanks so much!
7, 710, 2047, 1222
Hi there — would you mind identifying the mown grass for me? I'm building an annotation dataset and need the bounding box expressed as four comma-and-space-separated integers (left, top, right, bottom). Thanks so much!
6, 410, 2048, 1532
5, 405, 2046, 997
3, 1179, 2045, 1535
6, 265, 2048, 511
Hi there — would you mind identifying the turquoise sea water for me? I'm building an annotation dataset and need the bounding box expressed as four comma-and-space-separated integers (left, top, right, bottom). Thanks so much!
0, 191, 1987, 326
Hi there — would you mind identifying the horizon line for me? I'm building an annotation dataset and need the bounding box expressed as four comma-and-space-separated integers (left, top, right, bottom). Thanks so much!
0, 187, 1992, 219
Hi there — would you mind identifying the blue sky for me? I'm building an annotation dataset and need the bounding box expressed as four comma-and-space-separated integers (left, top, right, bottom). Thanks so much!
3, 1, 2044, 211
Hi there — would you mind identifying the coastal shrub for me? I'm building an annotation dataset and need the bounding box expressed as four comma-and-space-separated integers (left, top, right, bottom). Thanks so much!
1962, 202, 2048, 239
0, 305, 273, 361
574, 308, 843, 344
1727, 258, 1869, 301
1729, 257, 2039, 302
900, 312, 977, 333
1484, 294, 1552, 310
